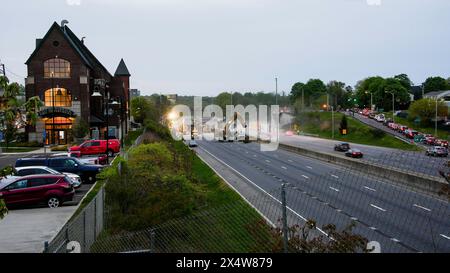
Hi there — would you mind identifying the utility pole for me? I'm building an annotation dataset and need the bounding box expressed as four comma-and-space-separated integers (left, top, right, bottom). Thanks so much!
275, 77, 278, 105
0, 60, 5, 76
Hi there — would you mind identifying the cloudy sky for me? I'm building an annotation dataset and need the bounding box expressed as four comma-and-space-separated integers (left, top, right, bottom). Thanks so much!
1, 0, 450, 96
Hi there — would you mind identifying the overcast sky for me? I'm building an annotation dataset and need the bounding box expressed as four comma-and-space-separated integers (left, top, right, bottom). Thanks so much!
1, 0, 450, 96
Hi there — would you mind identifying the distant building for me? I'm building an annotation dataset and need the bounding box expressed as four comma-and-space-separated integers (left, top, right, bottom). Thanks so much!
130, 89, 140, 98
166, 94, 177, 104
424, 90, 450, 116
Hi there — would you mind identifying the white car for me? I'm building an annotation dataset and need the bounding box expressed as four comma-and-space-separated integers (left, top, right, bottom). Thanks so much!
14, 166, 82, 188
52, 152, 100, 165
375, 114, 385, 122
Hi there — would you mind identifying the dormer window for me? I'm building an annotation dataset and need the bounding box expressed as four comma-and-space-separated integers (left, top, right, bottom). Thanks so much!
44, 58, 70, 78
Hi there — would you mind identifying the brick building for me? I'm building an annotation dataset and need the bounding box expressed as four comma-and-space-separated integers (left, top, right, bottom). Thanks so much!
25, 21, 131, 145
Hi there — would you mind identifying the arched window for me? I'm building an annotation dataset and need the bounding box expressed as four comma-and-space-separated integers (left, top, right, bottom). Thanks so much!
44, 88, 72, 107
44, 58, 70, 78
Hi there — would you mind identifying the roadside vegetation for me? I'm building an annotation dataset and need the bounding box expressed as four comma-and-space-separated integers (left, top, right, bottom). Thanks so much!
294, 112, 419, 150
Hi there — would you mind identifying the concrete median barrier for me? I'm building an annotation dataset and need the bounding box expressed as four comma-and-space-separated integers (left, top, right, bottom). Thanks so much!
278, 143, 449, 200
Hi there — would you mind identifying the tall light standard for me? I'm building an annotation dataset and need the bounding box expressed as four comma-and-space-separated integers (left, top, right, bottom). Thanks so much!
91, 87, 119, 164
386, 91, 395, 123
434, 97, 444, 137
275, 77, 278, 105
51, 71, 55, 145
365, 91, 373, 111
323, 104, 334, 139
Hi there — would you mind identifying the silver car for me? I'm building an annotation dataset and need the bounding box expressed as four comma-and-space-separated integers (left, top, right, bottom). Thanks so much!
14, 166, 82, 188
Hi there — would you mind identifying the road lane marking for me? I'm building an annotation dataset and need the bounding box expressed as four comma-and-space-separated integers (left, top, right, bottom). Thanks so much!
281, 166, 287, 170
265, 160, 271, 163
369, 227, 377, 230
331, 175, 339, 179
351, 217, 358, 221
391, 238, 400, 243
306, 166, 312, 169
413, 204, 431, 212
370, 204, 387, 212
302, 175, 309, 179
329, 186, 340, 192
288, 160, 293, 163
253, 155, 257, 157
440, 234, 450, 240
364, 186, 377, 192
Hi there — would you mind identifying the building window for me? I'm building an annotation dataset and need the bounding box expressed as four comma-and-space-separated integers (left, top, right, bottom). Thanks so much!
44, 58, 70, 78
44, 88, 72, 107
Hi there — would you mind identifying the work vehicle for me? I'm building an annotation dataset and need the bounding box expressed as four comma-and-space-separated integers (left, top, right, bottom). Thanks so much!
425, 146, 448, 157
345, 149, 363, 158
15, 157, 103, 183
0, 174, 74, 208
334, 142, 351, 152
69, 139, 120, 157
14, 166, 81, 189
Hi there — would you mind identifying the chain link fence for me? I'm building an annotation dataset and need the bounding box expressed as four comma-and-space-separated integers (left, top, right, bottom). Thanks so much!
43, 186, 105, 253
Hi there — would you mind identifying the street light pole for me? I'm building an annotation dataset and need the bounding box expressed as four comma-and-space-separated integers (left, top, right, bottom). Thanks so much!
51, 72, 55, 145
275, 77, 278, 105
331, 106, 335, 139
435, 98, 438, 137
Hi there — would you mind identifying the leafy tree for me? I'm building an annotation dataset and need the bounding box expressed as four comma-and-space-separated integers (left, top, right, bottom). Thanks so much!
215, 92, 233, 112
378, 78, 411, 111
72, 117, 90, 139
131, 96, 153, 123
290, 82, 305, 104
423, 76, 449, 93
355, 76, 385, 108
303, 79, 327, 107
326, 81, 347, 109
394, 74, 413, 91
408, 98, 448, 126
0, 166, 14, 220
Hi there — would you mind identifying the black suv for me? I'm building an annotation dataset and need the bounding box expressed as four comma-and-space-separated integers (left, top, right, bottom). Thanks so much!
15, 157, 104, 183
334, 142, 351, 152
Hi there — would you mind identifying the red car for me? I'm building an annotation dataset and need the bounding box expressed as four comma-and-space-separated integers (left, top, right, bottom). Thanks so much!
69, 139, 120, 157
0, 174, 74, 208
435, 139, 449, 148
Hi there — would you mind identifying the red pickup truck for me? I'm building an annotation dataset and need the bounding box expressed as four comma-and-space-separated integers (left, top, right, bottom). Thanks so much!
69, 139, 120, 157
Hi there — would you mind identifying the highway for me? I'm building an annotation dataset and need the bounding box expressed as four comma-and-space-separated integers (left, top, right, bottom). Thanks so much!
279, 134, 448, 178
197, 140, 450, 253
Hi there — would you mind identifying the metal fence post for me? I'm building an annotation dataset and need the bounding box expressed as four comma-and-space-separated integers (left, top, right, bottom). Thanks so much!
149, 229, 155, 253
83, 210, 86, 252
94, 196, 97, 238
44, 241, 49, 253
281, 183, 289, 253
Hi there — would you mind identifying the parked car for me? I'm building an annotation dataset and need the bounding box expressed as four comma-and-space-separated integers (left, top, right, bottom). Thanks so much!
285, 130, 294, 136
375, 114, 386, 122
405, 130, 418, 139
388, 123, 399, 130
425, 146, 448, 157
435, 139, 449, 148
424, 136, 436, 145
188, 140, 198, 147
414, 134, 426, 143
383, 118, 393, 126
398, 125, 408, 134
0, 174, 74, 208
345, 149, 363, 158
69, 139, 120, 157
334, 142, 351, 152
53, 152, 108, 165
14, 166, 81, 189
15, 157, 104, 183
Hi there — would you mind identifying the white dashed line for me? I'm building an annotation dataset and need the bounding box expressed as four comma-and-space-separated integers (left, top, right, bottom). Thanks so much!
329, 186, 340, 192
364, 186, 377, 192
440, 234, 450, 240
331, 175, 339, 179
281, 166, 287, 170
369, 227, 377, 230
413, 204, 431, 212
306, 166, 312, 169
288, 160, 293, 163
253, 155, 257, 157
391, 238, 400, 243
370, 204, 387, 212
351, 217, 358, 221
302, 175, 309, 179
265, 160, 271, 163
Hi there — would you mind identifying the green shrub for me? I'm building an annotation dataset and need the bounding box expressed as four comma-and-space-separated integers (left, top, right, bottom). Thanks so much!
50, 145, 68, 151
369, 128, 386, 138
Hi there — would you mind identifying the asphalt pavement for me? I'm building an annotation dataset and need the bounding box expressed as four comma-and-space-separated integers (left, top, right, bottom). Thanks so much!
197, 140, 450, 253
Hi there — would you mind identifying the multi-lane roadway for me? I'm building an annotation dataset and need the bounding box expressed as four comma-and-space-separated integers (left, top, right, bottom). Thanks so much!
197, 140, 450, 253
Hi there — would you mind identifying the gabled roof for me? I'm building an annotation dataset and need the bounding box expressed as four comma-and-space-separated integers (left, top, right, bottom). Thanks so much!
25, 22, 112, 78
114, 58, 130, 76
424, 90, 450, 99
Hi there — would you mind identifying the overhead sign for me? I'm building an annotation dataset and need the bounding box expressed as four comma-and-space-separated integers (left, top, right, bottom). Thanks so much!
38, 107, 76, 117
